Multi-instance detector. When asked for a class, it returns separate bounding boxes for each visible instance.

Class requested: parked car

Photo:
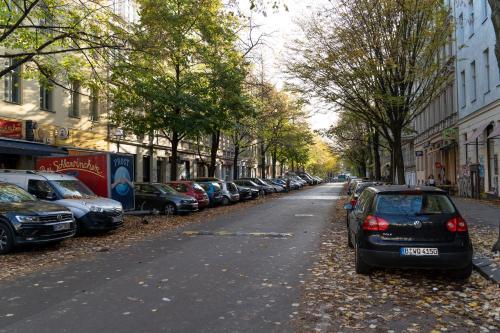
[236,185,259,200]
[238,178,275,194]
[262,179,285,192]
[219,181,240,205]
[297,171,316,185]
[0,170,123,233]
[270,178,291,192]
[344,185,473,279]
[0,182,76,254]
[134,183,198,215]
[167,181,210,209]
[234,179,270,195]
[196,181,223,207]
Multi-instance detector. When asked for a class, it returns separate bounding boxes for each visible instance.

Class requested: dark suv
[0,182,75,254]
[344,186,473,279]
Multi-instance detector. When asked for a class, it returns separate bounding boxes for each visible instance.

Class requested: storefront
[0,118,68,169]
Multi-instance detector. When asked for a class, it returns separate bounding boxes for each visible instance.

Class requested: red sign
[0,119,22,139]
[36,155,109,197]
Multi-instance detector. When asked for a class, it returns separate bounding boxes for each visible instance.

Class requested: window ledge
[40,108,55,113]
[3,100,21,106]
[469,32,475,39]
[482,17,488,24]
[484,90,490,96]
[68,115,81,119]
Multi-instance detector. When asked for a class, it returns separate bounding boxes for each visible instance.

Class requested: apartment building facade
[454,0,500,198]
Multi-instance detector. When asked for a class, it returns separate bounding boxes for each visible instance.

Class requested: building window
[69,80,81,118]
[468,0,475,37]
[460,70,466,107]
[483,48,490,93]
[470,61,477,102]
[458,13,465,46]
[4,58,21,104]
[39,81,52,111]
[90,89,99,121]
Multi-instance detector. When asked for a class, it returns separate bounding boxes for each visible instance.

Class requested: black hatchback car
[134,183,198,215]
[344,186,473,279]
[0,182,76,254]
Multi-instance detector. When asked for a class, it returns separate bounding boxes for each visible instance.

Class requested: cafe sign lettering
[0,119,22,139]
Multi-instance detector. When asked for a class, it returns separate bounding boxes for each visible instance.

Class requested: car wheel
[450,263,473,281]
[354,240,370,274]
[164,203,177,216]
[222,196,230,206]
[0,223,14,254]
[259,189,265,196]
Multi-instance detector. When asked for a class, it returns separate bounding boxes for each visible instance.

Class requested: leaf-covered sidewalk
[296,199,500,333]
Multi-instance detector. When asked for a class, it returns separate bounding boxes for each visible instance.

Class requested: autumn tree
[110,0,240,181]
[0,0,128,87]
[289,0,452,184]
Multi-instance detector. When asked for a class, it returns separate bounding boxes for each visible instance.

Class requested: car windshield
[192,183,204,191]
[376,193,456,215]
[157,184,177,194]
[0,184,36,202]
[50,180,95,199]
[227,182,237,192]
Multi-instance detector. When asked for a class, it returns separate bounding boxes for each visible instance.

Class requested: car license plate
[53,223,70,231]
[112,216,122,223]
[400,247,438,256]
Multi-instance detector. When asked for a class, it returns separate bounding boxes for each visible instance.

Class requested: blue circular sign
[114,166,131,196]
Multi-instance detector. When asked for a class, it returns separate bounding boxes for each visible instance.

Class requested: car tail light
[446,216,468,232]
[350,199,357,207]
[362,215,389,231]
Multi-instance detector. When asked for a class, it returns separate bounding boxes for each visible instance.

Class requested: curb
[472,257,500,284]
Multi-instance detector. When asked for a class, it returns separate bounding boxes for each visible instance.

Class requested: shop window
[4,58,21,104]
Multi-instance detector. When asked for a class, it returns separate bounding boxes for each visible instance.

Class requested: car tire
[355,240,370,274]
[164,203,177,216]
[222,196,230,206]
[0,223,14,254]
[450,263,473,280]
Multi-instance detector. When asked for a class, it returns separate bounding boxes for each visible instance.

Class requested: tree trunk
[260,142,266,178]
[372,131,381,180]
[489,0,500,71]
[271,148,277,178]
[170,131,180,181]
[208,130,220,177]
[391,135,405,185]
[233,144,239,180]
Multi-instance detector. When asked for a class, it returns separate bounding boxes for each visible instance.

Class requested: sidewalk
[452,197,500,283]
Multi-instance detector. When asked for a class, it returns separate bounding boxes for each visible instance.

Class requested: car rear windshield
[375,193,456,215]
[192,183,204,191]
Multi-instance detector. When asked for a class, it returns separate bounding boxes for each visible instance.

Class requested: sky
[238,0,338,131]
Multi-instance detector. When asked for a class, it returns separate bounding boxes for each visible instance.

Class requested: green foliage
[0,0,128,88]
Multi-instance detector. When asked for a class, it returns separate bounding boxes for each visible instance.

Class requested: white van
[0,170,123,232]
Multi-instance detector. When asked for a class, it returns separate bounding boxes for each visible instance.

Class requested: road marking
[294,214,315,217]
[281,195,340,200]
[181,231,293,238]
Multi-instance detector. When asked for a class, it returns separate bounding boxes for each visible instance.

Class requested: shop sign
[36,155,108,196]
[0,119,22,139]
[415,150,424,157]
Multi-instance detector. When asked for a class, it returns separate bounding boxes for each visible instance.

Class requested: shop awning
[0,138,68,156]
[487,123,500,139]
[465,122,491,144]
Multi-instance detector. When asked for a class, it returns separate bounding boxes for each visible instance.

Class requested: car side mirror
[343,203,353,210]
[45,192,57,200]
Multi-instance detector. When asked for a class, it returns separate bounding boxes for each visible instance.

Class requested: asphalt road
[0,183,343,333]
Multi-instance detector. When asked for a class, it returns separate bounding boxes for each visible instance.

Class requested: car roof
[368,185,446,193]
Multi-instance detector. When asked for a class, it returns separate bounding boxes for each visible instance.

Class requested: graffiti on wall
[458,164,471,197]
